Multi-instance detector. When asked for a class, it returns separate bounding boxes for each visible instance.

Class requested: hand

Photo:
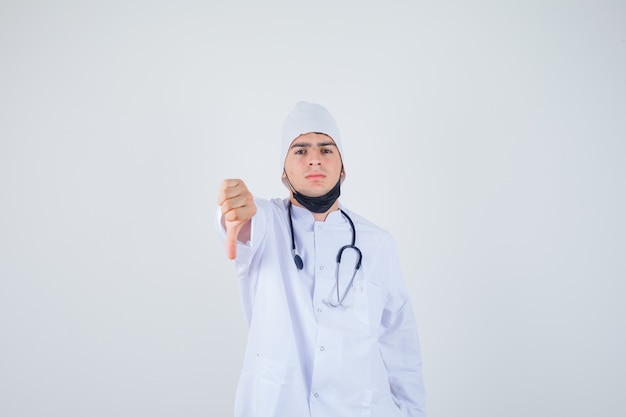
[217,179,257,260]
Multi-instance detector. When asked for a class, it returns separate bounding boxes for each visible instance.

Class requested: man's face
[283,132,344,197]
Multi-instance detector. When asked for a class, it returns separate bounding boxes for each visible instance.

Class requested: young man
[216,102,426,417]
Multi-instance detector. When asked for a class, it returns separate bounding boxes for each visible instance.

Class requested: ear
[281,170,292,190]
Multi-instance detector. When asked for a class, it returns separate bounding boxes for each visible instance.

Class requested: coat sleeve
[378,237,426,417]
[215,198,274,325]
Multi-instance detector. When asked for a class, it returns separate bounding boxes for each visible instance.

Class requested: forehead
[290,132,336,147]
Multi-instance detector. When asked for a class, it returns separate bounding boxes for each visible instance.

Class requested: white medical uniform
[216,197,426,417]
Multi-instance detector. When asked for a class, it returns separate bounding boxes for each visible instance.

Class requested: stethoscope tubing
[288,202,362,307]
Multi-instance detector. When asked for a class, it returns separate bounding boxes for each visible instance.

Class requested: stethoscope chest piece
[293,254,304,270]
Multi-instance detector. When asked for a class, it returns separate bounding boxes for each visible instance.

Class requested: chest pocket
[352,280,384,329]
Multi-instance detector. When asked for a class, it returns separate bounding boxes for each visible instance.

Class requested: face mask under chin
[283,171,342,213]
[291,179,341,213]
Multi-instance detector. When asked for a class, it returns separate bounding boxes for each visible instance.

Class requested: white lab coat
[216,198,426,417]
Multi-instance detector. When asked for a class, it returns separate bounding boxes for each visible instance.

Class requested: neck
[290,195,340,221]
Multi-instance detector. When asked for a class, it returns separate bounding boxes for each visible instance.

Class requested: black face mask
[284,172,342,213]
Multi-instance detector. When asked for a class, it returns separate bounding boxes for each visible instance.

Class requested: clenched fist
[217,179,257,260]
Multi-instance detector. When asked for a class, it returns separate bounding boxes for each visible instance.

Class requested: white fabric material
[280,101,343,168]
[216,198,426,417]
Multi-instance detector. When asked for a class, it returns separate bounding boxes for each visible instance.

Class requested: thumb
[225,220,244,260]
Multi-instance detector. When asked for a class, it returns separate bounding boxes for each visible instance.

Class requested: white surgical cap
[280,101,343,169]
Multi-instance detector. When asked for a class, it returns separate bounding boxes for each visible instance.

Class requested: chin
[301,187,330,197]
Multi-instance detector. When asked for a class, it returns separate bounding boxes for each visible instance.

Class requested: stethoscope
[288,202,362,307]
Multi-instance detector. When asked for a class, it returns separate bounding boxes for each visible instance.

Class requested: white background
[1,1,625,416]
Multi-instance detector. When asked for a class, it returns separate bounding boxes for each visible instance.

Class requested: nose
[307,149,322,166]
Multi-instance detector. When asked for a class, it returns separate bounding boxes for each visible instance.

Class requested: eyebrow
[290,141,337,149]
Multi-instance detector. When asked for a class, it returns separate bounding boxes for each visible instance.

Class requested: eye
[294,149,305,155]
[321,148,333,154]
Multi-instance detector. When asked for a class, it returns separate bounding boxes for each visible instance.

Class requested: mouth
[306,173,326,181]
